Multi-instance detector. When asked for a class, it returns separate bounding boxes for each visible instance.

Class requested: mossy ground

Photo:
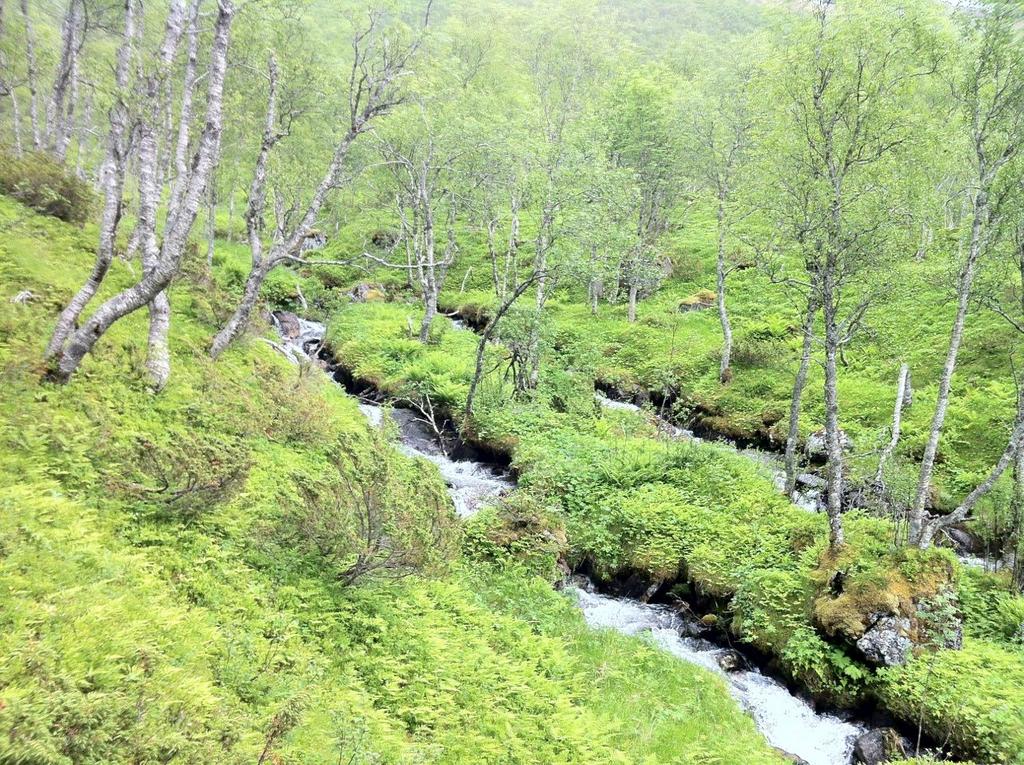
[0,195,786,764]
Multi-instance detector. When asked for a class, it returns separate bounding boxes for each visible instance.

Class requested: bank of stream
[269,314,904,765]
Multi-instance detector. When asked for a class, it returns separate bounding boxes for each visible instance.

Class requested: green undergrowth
[429,200,1022,533]
[0,195,785,764]
[323,296,1024,763]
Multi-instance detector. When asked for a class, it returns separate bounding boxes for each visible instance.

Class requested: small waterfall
[359,402,513,518]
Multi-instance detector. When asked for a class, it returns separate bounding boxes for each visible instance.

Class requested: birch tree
[48,0,237,384]
[690,63,753,382]
[909,4,1024,546]
[210,5,429,358]
[521,10,602,387]
[606,72,679,323]
[762,0,943,549]
[45,0,86,160]
[372,129,461,343]
[45,0,138,361]
[19,0,41,150]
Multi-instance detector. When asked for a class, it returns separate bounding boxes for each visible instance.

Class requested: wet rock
[805,429,852,458]
[774,749,810,765]
[716,649,748,673]
[677,619,706,638]
[299,230,326,253]
[853,727,907,764]
[797,472,827,489]
[349,283,385,303]
[856,613,912,667]
[273,310,301,339]
[943,524,982,554]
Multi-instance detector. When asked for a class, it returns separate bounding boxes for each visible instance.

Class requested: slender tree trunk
[419,287,438,343]
[875,363,911,491]
[1010,445,1024,592]
[210,262,269,358]
[627,284,638,323]
[822,271,846,549]
[212,48,387,359]
[227,183,236,243]
[46,0,83,158]
[136,118,170,387]
[74,87,92,178]
[910,195,987,544]
[206,183,216,268]
[138,1,187,390]
[919,411,1024,547]
[716,195,732,382]
[19,0,41,151]
[465,274,539,419]
[9,90,22,156]
[785,296,817,499]
[45,0,137,360]
[52,0,234,384]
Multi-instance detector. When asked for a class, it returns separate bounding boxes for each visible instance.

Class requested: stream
[274,313,872,765]
[595,392,824,513]
[572,583,864,765]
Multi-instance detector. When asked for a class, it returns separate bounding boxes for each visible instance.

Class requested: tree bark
[46,0,84,159]
[210,262,269,358]
[52,0,235,384]
[822,268,846,549]
[874,363,910,491]
[716,194,732,382]
[465,274,540,420]
[19,0,41,151]
[919,412,1024,548]
[910,194,987,544]
[206,182,216,268]
[627,284,638,323]
[45,0,137,360]
[1011,445,1024,592]
[9,90,22,156]
[785,296,817,499]
[210,54,280,359]
[138,0,188,390]
[419,288,438,343]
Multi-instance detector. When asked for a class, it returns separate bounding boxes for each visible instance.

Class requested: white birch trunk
[19,0,41,151]
[874,363,910,490]
[716,195,732,382]
[785,297,817,499]
[53,1,235,383]
[910,193,987,543]
[45,0,137,359]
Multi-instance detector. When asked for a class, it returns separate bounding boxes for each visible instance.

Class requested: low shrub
[0,151,92,224]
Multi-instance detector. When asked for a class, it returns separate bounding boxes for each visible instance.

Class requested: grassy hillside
[0,195,786,764]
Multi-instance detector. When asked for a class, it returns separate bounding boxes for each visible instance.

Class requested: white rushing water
[572,586,864,765]
[358,401,513,518]
[271,315,513,518]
